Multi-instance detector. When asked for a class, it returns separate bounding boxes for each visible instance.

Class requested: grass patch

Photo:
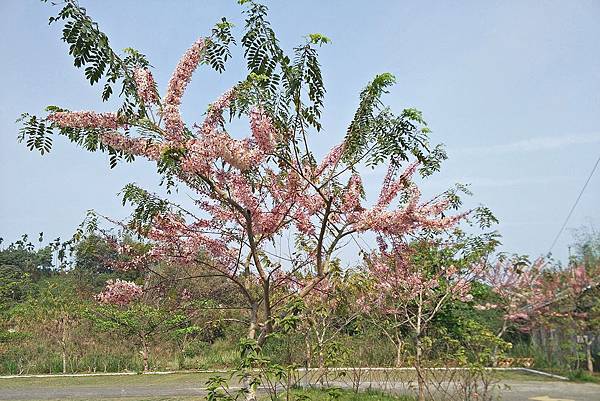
[491,370,554,382]
[283,388,416,401]
[36,398,199,401]
[566,370,600,383]
[37,392,415,401]
[0,372,226,390]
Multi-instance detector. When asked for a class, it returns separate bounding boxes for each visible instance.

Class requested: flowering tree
[90,279,194,372]
[571,271,600,373]
[480,255,596,371]
[536,263,597,373]
[568,231,600,373]
[477,256,550,339]
[19,1,473,398]
[479,256,594,334]
[361,222,498,401]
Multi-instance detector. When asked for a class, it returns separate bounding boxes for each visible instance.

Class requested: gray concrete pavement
[0,377,598,400]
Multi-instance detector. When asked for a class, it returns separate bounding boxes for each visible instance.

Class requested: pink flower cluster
[570,265,589,294]
[161,38,206,142]
[361,238,480,317]
[100,132,164,160]
[95,279,143,306]
[145,213,238,274]
[482,257,548,322]
[133,67,159,105]
[226,171,304,235]
[377,162,419,208]
[506,312,530,321]
[352,166,462,235]
[202,88,236,133]
[341,174,363,213]
[180,90,279,174]
[293,193,325,235]
[249,107,277,154]
[48,111,120,129]
[314,143,345,178]
[182,135,264,173]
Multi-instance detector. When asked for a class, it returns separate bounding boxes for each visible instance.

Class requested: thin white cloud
[427,175,575,189]
[452,132,600,156]
[464,176,574,188]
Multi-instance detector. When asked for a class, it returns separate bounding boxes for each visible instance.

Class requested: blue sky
[1,0,598,264]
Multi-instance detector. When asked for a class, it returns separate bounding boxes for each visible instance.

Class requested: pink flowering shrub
[95,279,143,306]
[481,256,593,337]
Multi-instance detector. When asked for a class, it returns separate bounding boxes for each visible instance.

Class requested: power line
[548,153,600,254]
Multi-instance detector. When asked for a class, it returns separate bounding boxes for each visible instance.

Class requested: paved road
[501,380,600,400]
[1,378,599,400]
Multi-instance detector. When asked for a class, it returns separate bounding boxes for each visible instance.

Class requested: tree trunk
[415,299,426,401]
[141,338,149,373]
[305,337,312,368]
[492,321,508,367]
[395,340,403,367]
[60,316,68,374]
[415,336,426,401]
[547,329,554,365]
[62,349,67,374]
[243,305,259,401]
[318,344,325,370]
[585,335,594,374]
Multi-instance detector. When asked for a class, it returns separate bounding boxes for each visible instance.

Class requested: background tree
[10,276,84,374]
[294,269,362,371]
[89,278,195,372]
[570,225,600,270]
[0,234,55,283]
[569,229,600,373]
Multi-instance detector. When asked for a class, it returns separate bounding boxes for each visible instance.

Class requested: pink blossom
[377,161,419,209]
[217,137,263,171]
[314,143,345,177]
[100,132,164,160]
[353,174,464,235]
[162,38,206,142]
[341,174,363,213]
[507,312,530,321]
[144,212,240,274]
[571,265,590,294]
[201,88,236,134]
[133,67,159,104]
[48,111,121,129]
[183,131,265,173]
[95,279,143,306]
[293,209,315,235]
[249,107,277,154]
